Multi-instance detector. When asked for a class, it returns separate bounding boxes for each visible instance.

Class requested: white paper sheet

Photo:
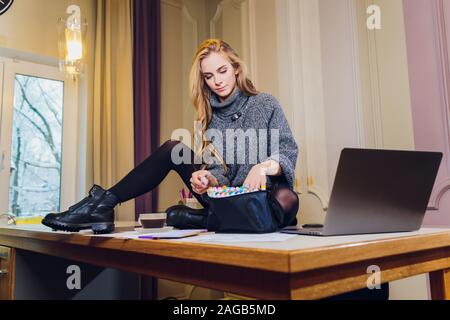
[170,232,299,243]
[122,229,208,239]
[83,229,298,242]
[84,229,208,239]
[80,226,175,237]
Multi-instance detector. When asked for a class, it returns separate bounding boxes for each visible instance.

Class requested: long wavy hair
[189,39,258,172]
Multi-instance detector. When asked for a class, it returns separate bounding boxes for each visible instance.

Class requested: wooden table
[0,224,450,300]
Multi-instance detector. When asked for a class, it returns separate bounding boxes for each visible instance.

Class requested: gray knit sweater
[204,88,298,190]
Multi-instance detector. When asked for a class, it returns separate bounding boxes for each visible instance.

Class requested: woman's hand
[190,170,219,195]
[243,164,267,190]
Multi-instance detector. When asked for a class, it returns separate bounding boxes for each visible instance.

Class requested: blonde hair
[189,39,258,172]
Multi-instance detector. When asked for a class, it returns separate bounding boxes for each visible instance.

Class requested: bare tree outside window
[8,75,64,217]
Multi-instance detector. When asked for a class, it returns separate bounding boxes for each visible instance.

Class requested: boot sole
[42,219,115,234]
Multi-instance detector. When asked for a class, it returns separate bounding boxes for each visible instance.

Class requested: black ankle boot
[42,185,120,234]
[165,205,208,229]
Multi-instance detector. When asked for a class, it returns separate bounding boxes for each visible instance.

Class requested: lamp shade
[57,5,87,79]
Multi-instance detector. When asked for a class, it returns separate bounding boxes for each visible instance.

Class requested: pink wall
[404,0,450,227]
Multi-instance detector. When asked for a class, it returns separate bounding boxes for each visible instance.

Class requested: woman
[42,39,299,234]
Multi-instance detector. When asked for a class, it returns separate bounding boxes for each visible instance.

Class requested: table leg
[429,269,450,300]
[139,275,157,300]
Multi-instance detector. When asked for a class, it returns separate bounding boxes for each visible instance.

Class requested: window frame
[0,56,79,217]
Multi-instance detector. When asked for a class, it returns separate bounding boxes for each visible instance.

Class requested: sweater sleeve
[263,96,299,190]
[207,162,230,187]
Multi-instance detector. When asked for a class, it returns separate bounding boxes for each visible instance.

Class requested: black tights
[108,140,298,227]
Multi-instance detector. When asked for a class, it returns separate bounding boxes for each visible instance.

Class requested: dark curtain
[132,0,161,218]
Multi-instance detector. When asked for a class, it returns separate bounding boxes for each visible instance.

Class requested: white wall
[355,0,426,299]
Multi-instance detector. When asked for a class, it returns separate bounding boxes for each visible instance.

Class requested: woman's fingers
[243,177,266,190]
[192,187,207,195]
[200,176,209,187]
[192,170,211,189]
[192,170,208,186]
[192,175,201,187]
[191,181,208,195]
[199,171,211,187]
[192,175,204,189]
[191,184,202,195]
[258,177,266,190]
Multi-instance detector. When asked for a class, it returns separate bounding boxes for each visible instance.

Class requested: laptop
[281,148,442,236]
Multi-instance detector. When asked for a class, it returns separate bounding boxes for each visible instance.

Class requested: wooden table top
[1,224,450,274]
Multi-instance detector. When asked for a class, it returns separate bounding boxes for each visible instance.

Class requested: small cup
[138,213,167,229]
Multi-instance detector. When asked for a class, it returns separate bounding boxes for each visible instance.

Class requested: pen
[138,234,199,240]
[138,235,155,239]
[188,191,192,198]
[181,188,186,200]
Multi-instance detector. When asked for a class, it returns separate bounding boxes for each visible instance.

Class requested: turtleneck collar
[209,87,248,117]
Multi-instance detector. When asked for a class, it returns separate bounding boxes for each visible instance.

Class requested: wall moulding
[275,0,330,210]
[427,0,450,210]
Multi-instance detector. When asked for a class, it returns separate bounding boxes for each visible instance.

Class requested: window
[0,56,78,219]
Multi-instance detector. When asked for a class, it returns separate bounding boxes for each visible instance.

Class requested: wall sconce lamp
[57,5,87,80]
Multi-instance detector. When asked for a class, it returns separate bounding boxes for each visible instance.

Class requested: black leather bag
[205,190,285,233]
